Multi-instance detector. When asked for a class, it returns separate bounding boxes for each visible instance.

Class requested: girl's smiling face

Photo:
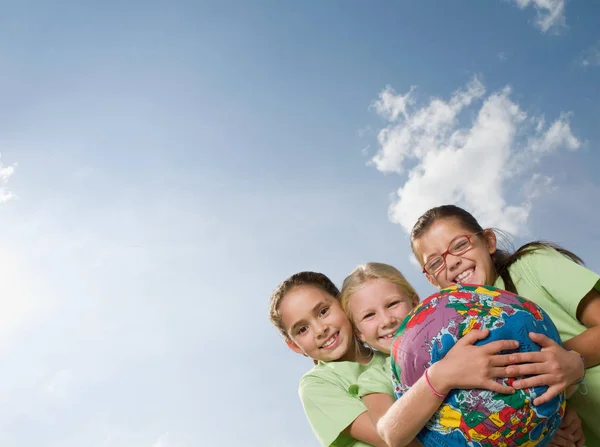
[279,286,356,363]
[348,278,419,354]
[413,218,498,289]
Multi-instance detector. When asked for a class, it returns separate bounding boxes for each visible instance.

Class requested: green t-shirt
[350,355,394,398]
[494,247,600,445]
[299,351,388,447]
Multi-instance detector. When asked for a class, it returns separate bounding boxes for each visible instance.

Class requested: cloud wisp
[0,155,16,204]
[581,40,600,67]
[510,0,566,33]
[369,76,580,235]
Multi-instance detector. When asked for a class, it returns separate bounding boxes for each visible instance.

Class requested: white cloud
[372,86,416,122]
[581,41,600,67]
[0,155,16,203]
[371,77,486,174]
[511,0,566,33]
[528,114,580,153]
[498,52,509,62]
[369,76,580,235]
[524,173,555,200]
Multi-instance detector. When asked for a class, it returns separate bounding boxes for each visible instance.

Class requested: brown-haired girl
[269,271,397,447]
[405,204,598,445]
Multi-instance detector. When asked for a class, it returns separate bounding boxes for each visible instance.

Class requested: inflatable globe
[390,284,565,447]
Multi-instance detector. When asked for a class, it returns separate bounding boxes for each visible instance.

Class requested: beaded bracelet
[424,368,447,399]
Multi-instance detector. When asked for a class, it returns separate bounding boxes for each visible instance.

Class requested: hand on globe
[549,406,585,447]
[428,328,519,395]
[391,285,566,447]
[503,333,585,405]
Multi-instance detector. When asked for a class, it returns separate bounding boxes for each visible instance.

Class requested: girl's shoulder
[508,245,569,273]
[300,351,387,388]
[299,359,355,387]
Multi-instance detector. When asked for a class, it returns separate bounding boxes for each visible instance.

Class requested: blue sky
[0,1,599,446]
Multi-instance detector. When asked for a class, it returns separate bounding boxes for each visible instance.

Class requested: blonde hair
[340,262,417,322]
[269,271,340,339]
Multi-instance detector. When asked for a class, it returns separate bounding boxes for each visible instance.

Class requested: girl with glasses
[380,204,598,446]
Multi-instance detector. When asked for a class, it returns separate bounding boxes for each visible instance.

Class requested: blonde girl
[340,262,521,446]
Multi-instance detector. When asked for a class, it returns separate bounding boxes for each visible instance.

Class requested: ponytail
[492,241,584,294]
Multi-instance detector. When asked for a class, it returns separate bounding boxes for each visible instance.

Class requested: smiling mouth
[454,267,475,283]
[320,332,340,349]
[379,333,395,341]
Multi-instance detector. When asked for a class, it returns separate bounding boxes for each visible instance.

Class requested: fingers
[490,366,511,378]
[561,421,579,437]
[458,329,490,345]
[489,353,516,367]
[483,379,515,395]
[549,430,575,447]
[506,362,554,378]
[564,423,580,436]
[532,384,564,406]
[481,339,519,355]
[513,370,567,390]
[576,435,585,447]
[505,351,547,365]
[529,332,559,348]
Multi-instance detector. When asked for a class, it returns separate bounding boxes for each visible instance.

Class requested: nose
[380,310,396,329]
[315,321,329,338]
[445,253,462,271]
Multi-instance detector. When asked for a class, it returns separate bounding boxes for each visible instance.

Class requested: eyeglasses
[422,233,481,275]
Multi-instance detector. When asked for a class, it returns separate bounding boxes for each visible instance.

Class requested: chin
[469,274,486,285]
[375,342,392,354]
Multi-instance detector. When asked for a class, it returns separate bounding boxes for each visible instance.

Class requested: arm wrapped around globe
[390,284,565,447]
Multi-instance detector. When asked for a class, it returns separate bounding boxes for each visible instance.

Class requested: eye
[388,300,401,308]
[452,238,470,252]
[427,257,444,271]
[362,312,375,321]
[296,326,308,336]
[319,306,330,317]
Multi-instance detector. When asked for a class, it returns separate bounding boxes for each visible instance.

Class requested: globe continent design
[390,284,566,447]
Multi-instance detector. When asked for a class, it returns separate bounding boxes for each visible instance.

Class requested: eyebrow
[358,295,410,316]
[426,234,469,258]
[358,308,374,320]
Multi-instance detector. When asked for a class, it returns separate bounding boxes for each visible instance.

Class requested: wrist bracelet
[570,350,588,395]
[424,368,447,399]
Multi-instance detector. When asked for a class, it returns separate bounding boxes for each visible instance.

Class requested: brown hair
[410,204,584,293]
[340,262,418,322]
[269,271,340,339]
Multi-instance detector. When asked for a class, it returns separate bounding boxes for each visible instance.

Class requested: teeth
[380,334,394,339]
[456,268,474,283]
[321,333,337,348]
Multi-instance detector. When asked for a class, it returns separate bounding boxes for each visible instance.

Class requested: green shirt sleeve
[526,248,600,319]
[299,373,367,447]
[350,356,394,398]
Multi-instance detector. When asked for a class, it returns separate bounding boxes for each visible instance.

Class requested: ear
[285,338,304,355]
[482,229,497,255]
[425,272,440,288]
[411,293,420,308]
